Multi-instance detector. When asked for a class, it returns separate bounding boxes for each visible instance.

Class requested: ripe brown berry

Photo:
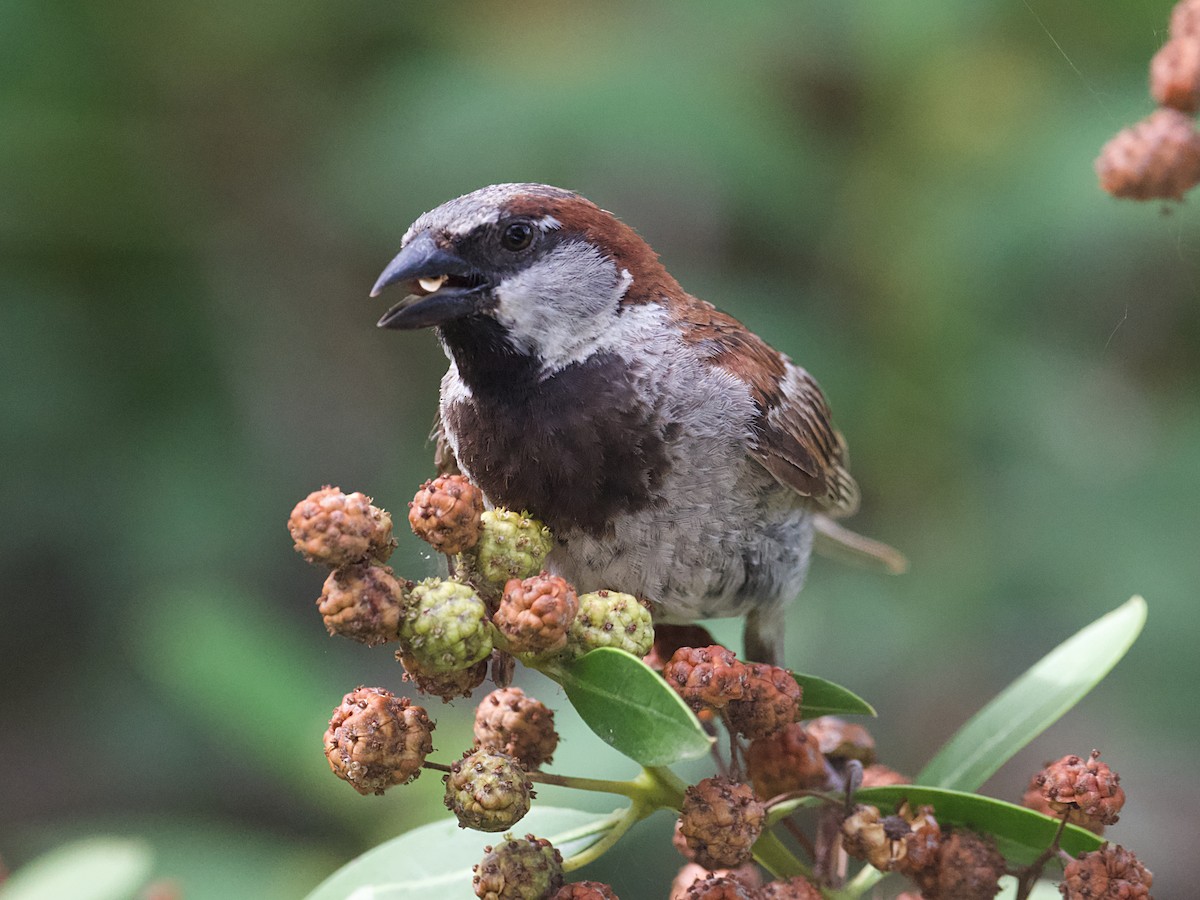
[289,486,395,567]
[444,747,533,832]
[316,563,405,646]
[474,687,559,769]
[323,687,434,795]
[891,803,943,879]
[861,764,910,787]
[677,777,765,870]
[494,573,579,655]
[841,804,894,871]
[551,882,619,900]
[758,876,823,900]
[745,722,829,799]
[1021,766,1106,834]
[1096,108,1200,200]
[911,829,1005,900]
[1151,36,1200,113]
[725,662,801,739]
[398,651,488,702]
[678,872,759,900]
[1059,843,1152,899]
[644,624,718,672]
[669,864,761,900]
[1172,0,1200,38]
[1036,750,1125,826]
[805,717,876,765]
[409,474,484,555]
[473,834,564,900]
[663,646,749,712]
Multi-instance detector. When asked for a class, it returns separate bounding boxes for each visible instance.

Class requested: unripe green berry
[473,834,564,900]
[445,748,533,832]
[399,578,492,673]
[566,590,653,659]
[462,510,553,595]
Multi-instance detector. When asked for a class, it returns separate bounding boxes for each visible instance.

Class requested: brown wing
[753,366,859,517]
[674,296,859,517]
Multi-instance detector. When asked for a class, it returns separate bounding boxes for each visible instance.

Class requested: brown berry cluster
[292,476,664,834]
[1097,0,1200,200]
[289,486,405,646]
[832,749,1150,898]
[294,478,1153,900]
[662,645,801,740]
[842,803,1004,900]
[291,478,656,709]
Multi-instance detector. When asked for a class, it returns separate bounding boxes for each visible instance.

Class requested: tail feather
[812,514,908,575]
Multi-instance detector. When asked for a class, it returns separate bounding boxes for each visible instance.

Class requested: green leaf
[555,648,713,767]
[303,806,620,900]
[793,672,876,718]
[918,596,1147,791]
[856,785,1104,865]
[0,838,153,900]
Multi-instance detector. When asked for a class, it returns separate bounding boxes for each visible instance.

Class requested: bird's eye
[500,221,534,252]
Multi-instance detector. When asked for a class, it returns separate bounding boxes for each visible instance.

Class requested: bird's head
[370,183,682,382]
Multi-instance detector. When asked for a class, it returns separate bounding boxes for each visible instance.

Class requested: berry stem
[560,803,643,873]
[833,862,881,898]
[548,767,687,870]
[526,771,650,799]
[525,764,688,810]
[751,827,813,881]
[1012,813,1070,900]
[763,790,840,824]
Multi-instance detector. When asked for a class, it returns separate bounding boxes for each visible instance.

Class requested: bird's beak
[370,232,488,330]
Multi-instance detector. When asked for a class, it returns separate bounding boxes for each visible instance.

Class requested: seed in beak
[418,275,448,293]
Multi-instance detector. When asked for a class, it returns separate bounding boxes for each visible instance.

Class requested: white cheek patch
[492,244,651,374]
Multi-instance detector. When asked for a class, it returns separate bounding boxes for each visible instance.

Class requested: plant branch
[1013,814,1070,900]
[752,827,812,881]
[526,771,654,800]
[561,803,643,872]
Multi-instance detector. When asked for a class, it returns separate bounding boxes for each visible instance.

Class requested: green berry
[398,578,492,673]
[445,748,532,832]
[462,510,553,595]
[473,834,564,900]
[565,590,653,659]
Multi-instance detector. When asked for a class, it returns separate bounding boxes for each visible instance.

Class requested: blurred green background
[2,1,1197,897]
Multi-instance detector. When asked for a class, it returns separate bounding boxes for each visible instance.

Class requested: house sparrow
[371,183,901,664]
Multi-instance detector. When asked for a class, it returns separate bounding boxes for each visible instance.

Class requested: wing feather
[673,296,858,516]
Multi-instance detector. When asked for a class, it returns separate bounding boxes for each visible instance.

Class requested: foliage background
[2,1,1196,896]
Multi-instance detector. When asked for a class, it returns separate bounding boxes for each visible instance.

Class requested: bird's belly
[546,465,815,623]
